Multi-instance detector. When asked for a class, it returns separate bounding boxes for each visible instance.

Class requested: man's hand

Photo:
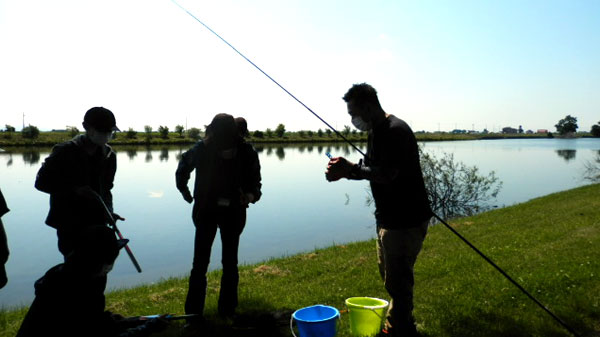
[112,213,125,222]
[240,192,254,207]
[325,157,354,182]
[182,190,193,204]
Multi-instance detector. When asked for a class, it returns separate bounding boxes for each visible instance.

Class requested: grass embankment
[0,130,584,147]
[1,184,599,337]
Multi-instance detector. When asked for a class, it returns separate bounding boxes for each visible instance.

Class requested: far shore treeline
[0,123,597,147]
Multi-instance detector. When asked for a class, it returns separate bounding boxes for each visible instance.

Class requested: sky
[0,0,598,133]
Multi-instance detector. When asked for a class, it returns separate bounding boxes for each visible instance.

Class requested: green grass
[1,184,599,336]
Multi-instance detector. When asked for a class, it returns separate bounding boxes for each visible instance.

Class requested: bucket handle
[290,315,298,337]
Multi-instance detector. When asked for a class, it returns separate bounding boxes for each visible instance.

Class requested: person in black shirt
[0,188,9,289]
[35,107,123,304]
[176,113,262,322]
[326,83,432,337]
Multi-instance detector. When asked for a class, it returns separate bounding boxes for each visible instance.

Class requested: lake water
[1,138,599,307]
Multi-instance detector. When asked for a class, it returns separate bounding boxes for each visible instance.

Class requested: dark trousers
[56,228,108,300]
[185,206,246,317]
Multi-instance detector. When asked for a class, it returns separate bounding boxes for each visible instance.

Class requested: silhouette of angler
[0,188,9,289]
[16,226,167,337]
[176,113,262,322]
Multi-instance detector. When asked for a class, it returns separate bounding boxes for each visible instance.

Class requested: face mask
[88,129,112,146]
[351,116,372,131]
[219,148,237,159]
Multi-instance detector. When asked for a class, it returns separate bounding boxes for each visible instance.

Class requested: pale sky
[0,0,598,133]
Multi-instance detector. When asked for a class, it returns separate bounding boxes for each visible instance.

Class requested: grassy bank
[1,184,599,336]
[0,130,589,147]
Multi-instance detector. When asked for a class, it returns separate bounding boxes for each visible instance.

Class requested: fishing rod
[170,0,366,158]
[170,2,580,336]
[96,194,143,273]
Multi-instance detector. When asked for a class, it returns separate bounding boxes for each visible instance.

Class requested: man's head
[65,225,127,277]
[205,113,237,151]
[235,117,249,138]
[343,83,383,131]
[82,107,119,146]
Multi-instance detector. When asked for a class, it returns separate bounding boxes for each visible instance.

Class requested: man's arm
[241,146,262,204]
[175,146,198,203]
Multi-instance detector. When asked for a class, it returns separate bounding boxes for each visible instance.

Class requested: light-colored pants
[376,220,429,332]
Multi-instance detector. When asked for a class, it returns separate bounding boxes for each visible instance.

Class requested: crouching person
[16,226,167,337]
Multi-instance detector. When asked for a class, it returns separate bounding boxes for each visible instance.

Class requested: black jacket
[35,135,116,231]
[176,140,262,220]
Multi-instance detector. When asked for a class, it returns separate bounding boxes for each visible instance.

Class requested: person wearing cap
[0,188,9,289]
[36,106,122,257]
[16,226,167,337]
[35,107,123,304]
[176,113,262,323]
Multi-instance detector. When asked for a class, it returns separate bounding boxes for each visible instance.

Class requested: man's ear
[82,121,89,131]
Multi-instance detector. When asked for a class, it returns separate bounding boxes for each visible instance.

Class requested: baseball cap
[83,107,120,132]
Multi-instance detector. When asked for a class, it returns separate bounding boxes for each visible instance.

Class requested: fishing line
[171,1,581,335]
[170,0,366,158]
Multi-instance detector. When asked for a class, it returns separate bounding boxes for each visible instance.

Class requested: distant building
[502,127,518,134]
[537,129,549,134]
[526,130,534,134]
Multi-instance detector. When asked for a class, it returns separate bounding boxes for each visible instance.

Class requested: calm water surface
[0,138,599,307]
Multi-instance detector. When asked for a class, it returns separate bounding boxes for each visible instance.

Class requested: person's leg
[217,207,246,316]
[378,221,428,336]
[185,213,218,318]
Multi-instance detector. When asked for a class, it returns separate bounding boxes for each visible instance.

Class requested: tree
[591,122,600,137]
[158,125,169,139]
[518,125,523,134]
[126,128,137,139]
[253,130,264,138]
[66,126,79,137]
[325,129,332,137]
[342,125,351,136]
[317,129,324,137]
[419,150,502,220]
[187,127,201,140]
[275,124,286,138]
[298,130,306,138]
[144,125,153,141]
[22,125,40,139]
[5,125,15,133]
[265,128,273,138]
[555,115,578,135]
[175,125,185,138]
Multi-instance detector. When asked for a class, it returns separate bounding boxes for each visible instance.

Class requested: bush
[21,125,40,139]
[253,130,264,138]
[187,127,201,140]
[126,128,137,139]
[275,124,286,138]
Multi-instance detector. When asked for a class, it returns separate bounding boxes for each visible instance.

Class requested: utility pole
[22,112,25,130]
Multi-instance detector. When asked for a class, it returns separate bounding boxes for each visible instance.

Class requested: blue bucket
[290,304,340,337]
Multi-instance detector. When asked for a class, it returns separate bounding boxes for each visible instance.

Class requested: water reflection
[556,149,576,161]
[584,150,600,182]
[22,150,41,165]
[275,146,285,160]
[159,148,169,162]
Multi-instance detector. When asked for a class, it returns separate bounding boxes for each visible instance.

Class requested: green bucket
[345,297,389,337]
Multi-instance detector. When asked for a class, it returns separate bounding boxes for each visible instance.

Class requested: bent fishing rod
[171,2,580,335]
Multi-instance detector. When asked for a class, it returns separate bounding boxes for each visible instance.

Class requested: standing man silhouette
[326,83,432,337]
